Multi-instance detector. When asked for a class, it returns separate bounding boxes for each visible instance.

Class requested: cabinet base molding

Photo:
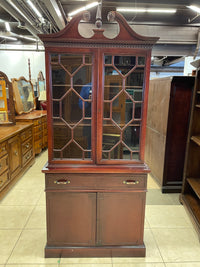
[45,244,146,258]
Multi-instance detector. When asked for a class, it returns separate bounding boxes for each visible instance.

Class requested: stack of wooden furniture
[0,72,47,199]
[145,76,195,193]
[181,65,200,238]
[39,11,158,257]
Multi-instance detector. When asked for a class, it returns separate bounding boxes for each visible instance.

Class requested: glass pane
[114,56,136,75]
[138,57,145,65]
[0,100,5,108]
[52,53,93,160]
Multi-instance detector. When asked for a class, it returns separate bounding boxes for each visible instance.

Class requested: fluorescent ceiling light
[0,35,17,41]
[5,22,11,31]
[19,35,37,41]
[27,0,43,18]
[147,9,176,13]
[68,1,99,17]
[117,8,146,13]
[188,5,200,14]
[117,7,176,14]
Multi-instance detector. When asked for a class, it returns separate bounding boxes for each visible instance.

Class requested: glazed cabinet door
[46,192,96,246]
[97,192,146,246]
[50,52,96,163]
[98,53,148,164]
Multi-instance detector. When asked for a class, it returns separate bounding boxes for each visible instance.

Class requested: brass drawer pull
[123,180,139,185]
[25,143,30,149]
[54,179,71,185]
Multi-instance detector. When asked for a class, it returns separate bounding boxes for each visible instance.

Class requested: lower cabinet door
[97,192,146,246]
[46,192,96,246]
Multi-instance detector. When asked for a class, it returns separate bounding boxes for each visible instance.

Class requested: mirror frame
[37,71,46,101]
[12,76,36,115]
[0,71,16,126]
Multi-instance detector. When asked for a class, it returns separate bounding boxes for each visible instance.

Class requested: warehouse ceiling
[0,0,200,69]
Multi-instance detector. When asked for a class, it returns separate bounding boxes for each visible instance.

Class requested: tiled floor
[0,150,200,267]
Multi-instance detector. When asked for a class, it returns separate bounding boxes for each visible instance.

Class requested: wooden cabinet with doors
[180,65,200,239]
[39,11,158,257]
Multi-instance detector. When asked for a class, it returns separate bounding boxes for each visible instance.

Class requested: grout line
[149,227,166,264]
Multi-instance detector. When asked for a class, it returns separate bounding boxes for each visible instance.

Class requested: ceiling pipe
[1,0,42,38]
[43,0,65,30]
[35,0,59,32]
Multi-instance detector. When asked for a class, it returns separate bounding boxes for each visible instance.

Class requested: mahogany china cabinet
[39,11,158,258]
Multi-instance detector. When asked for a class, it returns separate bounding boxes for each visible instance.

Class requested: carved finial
[95,2,102,28]
[107,11,115,22]
[83,11,90,22]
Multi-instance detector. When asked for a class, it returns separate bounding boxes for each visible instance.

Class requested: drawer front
[34,131,43,141]
[42,116,47,123]
[0,141,7,158]
[0,171,9,190]
[22,149,33,166]
[34,125,43,135]
[22,137,33,155]
[34,139,43,154]
[33,118,42,126]
[46,173,147,190]
[20,128,32,142]
[0,154,9,175]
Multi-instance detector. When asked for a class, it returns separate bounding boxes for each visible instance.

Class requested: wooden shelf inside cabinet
[191,136,200,146]
[187,178,200,199]
[181,66,200,240]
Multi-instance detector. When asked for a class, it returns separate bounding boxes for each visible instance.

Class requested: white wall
[0,50,45,81]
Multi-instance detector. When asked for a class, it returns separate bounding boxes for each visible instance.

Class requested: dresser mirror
[0,71,15,125]
[38,71,46,101]
[12,76,36,114]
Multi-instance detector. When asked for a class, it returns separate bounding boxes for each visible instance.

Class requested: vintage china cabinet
[39,11,158,258]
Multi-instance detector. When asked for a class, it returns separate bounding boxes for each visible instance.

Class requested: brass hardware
[54,180,71,185]
[123,180,139,185]
[14,151,18,156]
[25,143,30,148]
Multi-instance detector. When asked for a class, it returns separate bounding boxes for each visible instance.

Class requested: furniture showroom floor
[0,150,200,267]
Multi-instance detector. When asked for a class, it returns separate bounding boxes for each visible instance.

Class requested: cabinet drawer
[22,137,32,155]
[33,118,42,126]
[46,173,147,190]
[34,139,43,154]
[34,131,43,141]
[22,149,33,166]
[0,154,9,175]
[20,128,32,142]
[0,141,7,157]
[34,125,43,134]
[42,116,47,123]
[0,170,9,190]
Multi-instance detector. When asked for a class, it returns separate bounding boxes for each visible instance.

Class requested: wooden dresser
[15,110,47,155]
[0,123,35,199]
